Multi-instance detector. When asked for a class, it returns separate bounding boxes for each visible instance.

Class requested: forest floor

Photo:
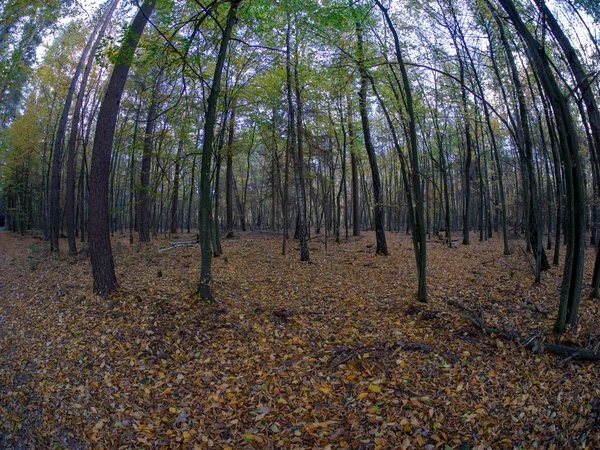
[1,230,600,449]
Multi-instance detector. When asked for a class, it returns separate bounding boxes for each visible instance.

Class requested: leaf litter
[1,231,600,449]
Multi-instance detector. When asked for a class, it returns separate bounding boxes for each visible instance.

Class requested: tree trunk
[540,1,600,296]
[213,151,223,256]
[66,0,120,255]
[496,0,585,333]
[139,73,161,242]
[375,0,425,299]
[88,0,155,295]
[347,94,361,237]
[456,46,472,246]
[197,0,241,301]
[50,9,104,252]
[356,19,388,256]
[286,12,309,261]
[171,136,184,234]
[226,104,236,238]
[129,98,142,244]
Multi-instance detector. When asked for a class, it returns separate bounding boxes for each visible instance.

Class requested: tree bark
[66,0,120,255]
[347,94,361,237]
[50,10,101,252]
[286,12,309,261]
[356,19,388,256]
[171,136,184,234]
[197,0,241,301]
[226,104,236,238]
[375,0,425,299]
[88,0,156,295]
[496,0,585,334]
[539,1,600,296]
[129,97,142,244]
[493,9,547,281]
[139,72,161,242]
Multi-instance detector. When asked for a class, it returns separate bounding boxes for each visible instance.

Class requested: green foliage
[0,0,69,124]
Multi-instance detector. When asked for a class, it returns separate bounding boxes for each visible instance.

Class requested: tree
[138,70,162,243]
[487,2,549,278]
[536,0,600,296]
[286,11,309,261]
[66,0,121,254]
[374,0,427,300]
[0,0,66,126]
[49,21,93,252]
[347,94,361,237]
[197,0,242,302]
[88,0,157,295]
[355,15,388,256]
[225,103,236,238]
[495,0,586,334]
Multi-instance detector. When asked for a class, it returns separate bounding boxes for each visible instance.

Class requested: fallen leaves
[0,231,600,448]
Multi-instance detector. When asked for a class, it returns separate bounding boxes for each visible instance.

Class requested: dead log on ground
[447,300,600,361]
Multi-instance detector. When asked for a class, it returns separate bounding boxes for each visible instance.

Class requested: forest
[1,0,600,447]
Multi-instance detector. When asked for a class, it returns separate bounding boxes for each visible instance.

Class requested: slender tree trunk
[188,126,202,234]
[356,19,388,256]
[376,0,425,299]
[495,0,585,333]
[139,73,161,242]
[51,9,103,252]
[66,0,120,255]
[171,136,184,234]
[78,147,86,242]
[458,55,472,246]
[479,19,510,253]
[493,10,546,280]
[213,151,223,256]
[129,98,142,244]
[226,104,236,238]
[286,13,309,261]
[197,0,241,301]
[438,128,452,247]
[347,94,361,237]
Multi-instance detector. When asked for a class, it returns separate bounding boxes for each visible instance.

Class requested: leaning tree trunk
[88,0,156,295]
[539,1,600,296]
[495,0,585,334]
[375,0,425,300]
[491,7,548,281]
[50,6,106,252]
[66,0,120,255]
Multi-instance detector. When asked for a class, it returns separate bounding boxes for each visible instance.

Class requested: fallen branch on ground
[158,241,198,252]
[258,245,274,259]
[331,340,434,367]
[448,300,600,361]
